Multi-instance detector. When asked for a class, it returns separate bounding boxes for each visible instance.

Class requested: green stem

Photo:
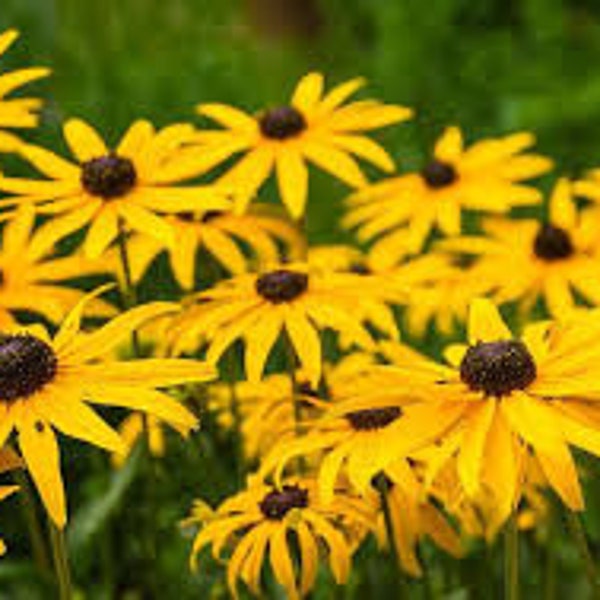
[565,510,600,599]
[48,520,73,600]
[544,504,557,600]
[13,469,50,575]
[504,513,519,600]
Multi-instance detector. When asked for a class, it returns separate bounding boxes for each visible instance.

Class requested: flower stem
[116,220,141,355]
[48,519,73,600]
[13,469,50,575]
[504,512,519,600]
[224,347,244,485]
[565,510,600,599]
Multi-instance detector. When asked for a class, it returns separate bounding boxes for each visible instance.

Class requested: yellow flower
[194,72,412,218]
[343,126,552,266]
[440,179,600,318]
[353,299,600,531]
[0,447,21,557]
[0,118,230,257]
[371,464,462,577]
[121,205,302,290]
[208,353,377,461]
[111,414,165,468]
[0,204,114,323]
[187,477,372,599]
[169,263,393,385]
[0,30,49,145]
[0,288,215,526]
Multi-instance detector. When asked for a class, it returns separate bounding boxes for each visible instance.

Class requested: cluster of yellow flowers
[3,28,600,598]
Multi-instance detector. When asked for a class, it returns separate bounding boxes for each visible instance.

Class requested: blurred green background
[1,1,600,598]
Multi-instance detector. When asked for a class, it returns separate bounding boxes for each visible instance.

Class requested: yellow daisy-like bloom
[0,204,113,323]
[209,353,377,461]
[122,205,302,290]
[440,179,600,318]
[169,263,394,385]
[194,72,412,218]
[370,464,462,577]
[0,30,49,146]
[350,299,600,532]
[187,477,373,599]
[0,118,230,257]
[343,126,552,267]
[0,289,214,527]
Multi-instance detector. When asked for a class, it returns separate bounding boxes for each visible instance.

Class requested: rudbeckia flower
[121,205,302,290]
[169,263,395,385]
[187,477,372,599]
[440,179,600,318]
[0,204,113,323]
[0,289,215,526]
[0,119,230,257]
[347,299,600,531]
[0,30,49,146]
[193,72,412,218]
[343,126,552,266]
[370,464,462,577]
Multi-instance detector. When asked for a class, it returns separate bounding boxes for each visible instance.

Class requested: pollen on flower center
[533,223,574,261]
[259,485,309,520]
[255,269,309,303]
[259,106,307,140]
[421,160,458,189]
[81,153,137,199]
[0,334,57,401]
[459,340,536,397]
[346,406,402,431]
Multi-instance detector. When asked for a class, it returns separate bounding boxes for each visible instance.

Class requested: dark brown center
[259,485,309,520]
[421,160,458,189]
[255,269,309,303]
[81,153,137,199]
[346,406,402,431]
[533,224,574,261]
[460,340,536,397]
[0,334,57,401]
[259,106,307,140]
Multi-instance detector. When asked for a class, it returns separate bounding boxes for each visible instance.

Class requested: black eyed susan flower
[370,464,462,577]
[169,263,396,386]
[208,354,377,461]
[0,204,114,323]
[187,477,373,599]
[343,126,552,267]
[0,119,230,257]
[0,30,49,146]
[193,72,412,218]
[440,179,600,318]
[350,298,600,531]
[0,288,215,526]
[121,204,302,290]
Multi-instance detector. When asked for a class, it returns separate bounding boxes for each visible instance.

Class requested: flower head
[187,477,372,599]
[121,205,303,290]
[169,263,395,385]
[193,72,412,218]
[353,299,600,532]
[0,204,114,323]
[0,119,230,257]
[440,179,600,318]
[343,127,552,266]
[0,288,215,526]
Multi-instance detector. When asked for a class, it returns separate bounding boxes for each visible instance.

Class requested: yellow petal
[468,298,512,344]
[18,419,66,527]
[64,119,108,162]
